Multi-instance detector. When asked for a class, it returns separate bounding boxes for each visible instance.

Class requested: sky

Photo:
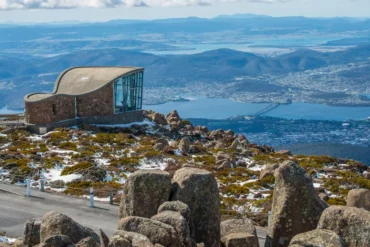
[0,0,369,23]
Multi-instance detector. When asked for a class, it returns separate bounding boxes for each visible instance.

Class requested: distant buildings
[24,66,144,134]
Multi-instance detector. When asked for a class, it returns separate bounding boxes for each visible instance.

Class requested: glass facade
[114,71,143,114]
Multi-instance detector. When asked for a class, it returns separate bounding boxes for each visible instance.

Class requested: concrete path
[0,183,267,245]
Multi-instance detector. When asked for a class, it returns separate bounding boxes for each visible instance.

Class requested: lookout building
[24,66,144,134]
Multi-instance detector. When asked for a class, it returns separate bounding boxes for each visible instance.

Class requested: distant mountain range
[0,44,369,109]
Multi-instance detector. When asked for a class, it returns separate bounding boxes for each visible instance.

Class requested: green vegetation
[58,142,77,151]
[327,197,346,206]
[61,161,93,176]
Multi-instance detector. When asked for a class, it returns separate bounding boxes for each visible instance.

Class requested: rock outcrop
[23,218,41,246]
[110,230,154,247]
[119,170,172,219]
[118,216,181,247]
[265,161,327,247]
[171,168,220,247]
[220,219,259,247]
[288,229,347,247]
[39,212,99,244]
[317,205,370,247]
[347,188,370,211]
[152,211,195,247]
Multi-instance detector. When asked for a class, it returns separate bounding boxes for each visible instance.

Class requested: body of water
[0,106,22,114]
[144,98,370,121]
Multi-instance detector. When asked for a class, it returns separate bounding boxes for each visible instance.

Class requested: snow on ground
[95,158,110,166]
[92,119,154,128]
[82,195,111,202]
[42,168,82,182]
[0,133,7,137]
[313,183,321,188]
[27,135,43,141]
[248,164,266,172]
[48,149,78,155]
[137,158,170,170]
[0,236,16,243]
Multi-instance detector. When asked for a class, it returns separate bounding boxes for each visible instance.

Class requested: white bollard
[90,187,94,208]
[26,179,31,197]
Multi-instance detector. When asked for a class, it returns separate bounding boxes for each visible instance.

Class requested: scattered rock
[119,170,171,219]
[266,161,327,247]
[81,166,106,182]
[317,205,370,247]
[347,188,370,211]
[99,229,110,247]
[276,150,291,156]
[288,229,347,247]
[179,138,191,154]
[318,192,329,202]
[108,235,131,247]
[118,216,181,247]
[112,230,154,247]
[221,233,258,247]
[259,164,279,179]
[220,218,257,239]
[153,143,166,151]
[157,201,193,233]
[23,218,41,246]
[153,113,168,125]
[40,235,73,247]
[152,211,195,247]
[171,168,220,247]
[49,180,65,189]
[39,211,99,244]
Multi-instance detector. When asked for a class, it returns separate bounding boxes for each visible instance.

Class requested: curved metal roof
[25,66,143,103]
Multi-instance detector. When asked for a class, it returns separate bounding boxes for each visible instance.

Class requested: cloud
[0,0,290,9]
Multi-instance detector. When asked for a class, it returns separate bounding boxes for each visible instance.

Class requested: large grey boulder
[119,170,172,219]
[259,164,279,179]
[76,237,99,247]
[152,211,195,247]
[112,231,153,247]
[118,216,181,247]
[23,218,41,246]
[221,233,258,247]
[171,168,220,247]
[39,212,99,244]
[317,205,370,247]
[288,229,347,247]
[265,161,327,247]
[347,188,370,211]
[179,138,191,154]
[38,235,73,247]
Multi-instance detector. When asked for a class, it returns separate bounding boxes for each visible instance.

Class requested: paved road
[0,183,266,245]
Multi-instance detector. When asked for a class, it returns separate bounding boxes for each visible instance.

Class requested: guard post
[90,187,94,208]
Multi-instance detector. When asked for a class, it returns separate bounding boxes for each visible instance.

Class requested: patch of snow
[313,183,321,188]
[0,236,16,243]
[95,158,110,166]
[42,168,82,183]
[82,195,111,202]
[48,149,78,154]
[248,164,266,172]
[27,135,43,141]
[92,119,154,128]
[239,179,259,186]
[138,158,168,170]
[0,133,7,137]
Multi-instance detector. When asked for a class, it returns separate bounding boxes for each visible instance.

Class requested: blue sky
[0,0,369,23]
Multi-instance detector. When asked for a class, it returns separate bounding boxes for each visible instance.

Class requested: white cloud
[0,0,290,9]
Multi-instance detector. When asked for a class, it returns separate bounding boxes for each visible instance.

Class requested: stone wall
[76,84,114,118]
[25,84,114,125]
[25,95,75,125]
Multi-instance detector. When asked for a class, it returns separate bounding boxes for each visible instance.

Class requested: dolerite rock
[152,211,195,247]
[39,212,100,244]
[259,164,279,179]
[157,201,193,237]
[112,230,153,247]
[317,205,370,247]
[171,168,220,247]
[81,166,106,182]
[108,236,131,247]
[39,235,73,247]
[76,237,99,247]
[288,229,347,247]
[229,139,239,149]
[153,113,168,125]
[118,216,180,247]
[23,218,41,246]
[265,161,327,247]
[119,170,171,219]
[220,219,258,247]
[221,233,258,247]
[100,229,110,247]
[347,188,370,211]
[179,137,191,154]
[220,218,257,239]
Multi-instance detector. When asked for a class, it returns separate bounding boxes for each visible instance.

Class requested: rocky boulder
[288,229,347,247]
[317,205,370,247]
[111,230,154,247]
[171,168,220,247]
[81,166,106,182]
[39,212,99,244]
[119,170,172,219]
[152,211,195,247]
[221,233,258,247]
[347,188,370,211]
[259,164,279,179]
[220,218,257,239]
[157,201,193,235]
[265,161,327,247]
[23,218,41,246]
[153,113,168,125]
[178,138,191,154]
[76,237,99,247]
[118,216,180,247]
[39,235,73,247]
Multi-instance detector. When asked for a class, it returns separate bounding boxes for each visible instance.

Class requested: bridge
[254,103,280,116]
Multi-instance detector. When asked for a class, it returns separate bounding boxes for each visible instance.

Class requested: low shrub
[61,161,93,176]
